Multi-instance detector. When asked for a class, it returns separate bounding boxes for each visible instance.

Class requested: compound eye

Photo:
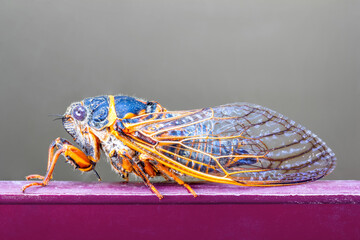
[72,105,87,121]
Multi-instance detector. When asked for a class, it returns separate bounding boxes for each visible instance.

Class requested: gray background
[0,0,359,182]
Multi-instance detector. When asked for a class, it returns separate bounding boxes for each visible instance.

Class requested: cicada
[23,95,336,199]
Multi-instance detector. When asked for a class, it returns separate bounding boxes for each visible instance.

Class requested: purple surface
[1,180,360,204]
[1,181,360,240]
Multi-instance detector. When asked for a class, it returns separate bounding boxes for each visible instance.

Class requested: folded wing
[125,103,336,185]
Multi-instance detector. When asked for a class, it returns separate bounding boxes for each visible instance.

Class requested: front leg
[22,137,97,192]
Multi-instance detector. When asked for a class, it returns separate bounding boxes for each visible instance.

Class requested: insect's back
[131,103,336,185]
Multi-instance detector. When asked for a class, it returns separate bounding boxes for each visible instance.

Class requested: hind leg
[154,163,197,197]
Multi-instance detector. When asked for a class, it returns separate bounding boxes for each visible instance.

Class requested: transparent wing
[123,103,336,185]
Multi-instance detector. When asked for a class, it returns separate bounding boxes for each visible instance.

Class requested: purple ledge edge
[1,180,360,204]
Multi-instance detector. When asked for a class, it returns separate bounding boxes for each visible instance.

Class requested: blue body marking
[114,96,147,119]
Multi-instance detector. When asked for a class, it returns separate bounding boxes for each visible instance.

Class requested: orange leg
[110,161,130,182]
[138,154,170,181]
[25,141,58,181]
[22,147,64,192]
[127,157,163,199]
[22,137,96,192]
[155,163,198,197]
[142,160,158,177]
[108,151,163,199]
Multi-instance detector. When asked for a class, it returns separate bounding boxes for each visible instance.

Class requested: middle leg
[139,153,197,197]
[107,149,164,199]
